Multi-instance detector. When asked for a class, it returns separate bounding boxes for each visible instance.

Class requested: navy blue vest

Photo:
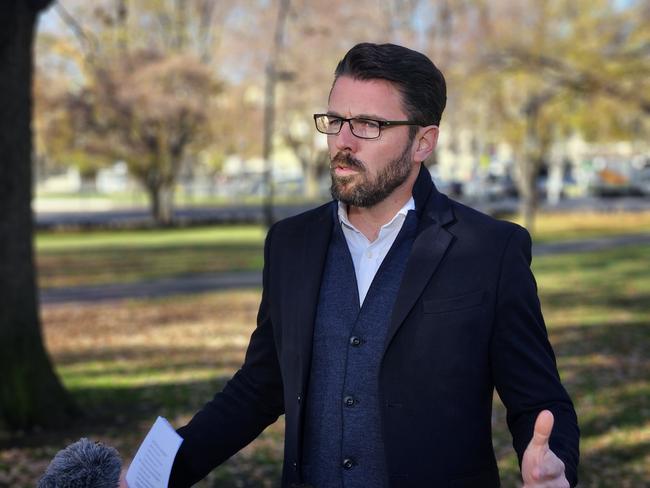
[302,208,418,488]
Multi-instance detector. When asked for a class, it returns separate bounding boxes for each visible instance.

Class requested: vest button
[342,457,355,470]
[343,395,355,407]
[349,336,361,347]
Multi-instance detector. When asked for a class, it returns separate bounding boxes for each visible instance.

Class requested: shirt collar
[337,197,415,234]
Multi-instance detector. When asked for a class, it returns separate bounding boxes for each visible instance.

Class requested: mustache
[331,153,365,171]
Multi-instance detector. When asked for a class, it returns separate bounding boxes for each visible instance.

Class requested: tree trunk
[517,101,544,234]
[301,157,321,200]
[304,166,320,200]
[0,0,75,431]
[147,182,175,226]
[80,171,97,193]
[518,157,538,234]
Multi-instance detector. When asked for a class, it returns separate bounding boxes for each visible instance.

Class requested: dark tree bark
[516,89,557,233]
[146,181,175,226]
[0,0,76,430]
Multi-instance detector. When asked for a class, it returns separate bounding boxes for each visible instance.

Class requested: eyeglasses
[313,113,421,140]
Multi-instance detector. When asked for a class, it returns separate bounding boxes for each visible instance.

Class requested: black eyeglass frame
[313,113,423,140]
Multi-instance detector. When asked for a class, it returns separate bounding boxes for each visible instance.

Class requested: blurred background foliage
[33,0,650,228]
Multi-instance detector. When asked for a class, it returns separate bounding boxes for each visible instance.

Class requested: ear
[412,125,439,164]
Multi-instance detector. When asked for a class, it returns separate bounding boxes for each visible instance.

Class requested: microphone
[38,437,122,488]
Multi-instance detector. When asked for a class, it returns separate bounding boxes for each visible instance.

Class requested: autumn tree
[64,50,219,224]
[0,0,77,430]
[458,0,650,230]
[38,0,229,224]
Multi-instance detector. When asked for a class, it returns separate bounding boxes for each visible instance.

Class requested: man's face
[326,76,418,208]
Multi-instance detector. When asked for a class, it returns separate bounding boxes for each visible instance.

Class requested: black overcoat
[170,165,579,487]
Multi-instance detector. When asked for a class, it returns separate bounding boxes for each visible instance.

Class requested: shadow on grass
[0,376,230,449]
[551,320,650,360]
[543,292,650,314]
[547,321,650,434]
[1,375,285,488]
[38,243,265,289]
[578,440,650,487]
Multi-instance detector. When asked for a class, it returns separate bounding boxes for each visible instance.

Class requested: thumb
[530,409,554,448]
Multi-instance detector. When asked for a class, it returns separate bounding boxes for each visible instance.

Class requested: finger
[530,410,554,448]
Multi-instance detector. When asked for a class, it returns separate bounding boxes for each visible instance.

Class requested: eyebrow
[326,111,389,121]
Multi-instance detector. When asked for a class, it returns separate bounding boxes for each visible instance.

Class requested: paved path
[39,233,650,306]
[532,233,650,255]
[40,271,263,306]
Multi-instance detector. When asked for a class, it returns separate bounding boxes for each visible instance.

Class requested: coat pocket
[423,290,484,314]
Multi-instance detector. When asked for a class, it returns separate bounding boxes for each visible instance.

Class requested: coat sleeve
[491,225,580,487]
[169,224,285,487]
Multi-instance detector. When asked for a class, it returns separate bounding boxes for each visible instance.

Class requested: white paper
[126,416,184,488]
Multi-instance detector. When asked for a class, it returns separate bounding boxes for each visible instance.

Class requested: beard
[330,141,413,208]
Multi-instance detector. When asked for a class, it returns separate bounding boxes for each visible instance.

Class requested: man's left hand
[521,410,570,488]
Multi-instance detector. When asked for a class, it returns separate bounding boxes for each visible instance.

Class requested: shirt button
[343,395,355,407]
[342,458,355,470]
[366,250,373,258]
[349,336,361,347]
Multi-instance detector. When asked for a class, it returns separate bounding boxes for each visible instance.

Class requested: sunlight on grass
[513,211,650,243]
[60,366,229,389]
[36,225,266,251]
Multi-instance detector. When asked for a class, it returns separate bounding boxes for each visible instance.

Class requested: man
[167,43,579,487]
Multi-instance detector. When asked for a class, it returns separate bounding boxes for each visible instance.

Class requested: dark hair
[333,43,447,126]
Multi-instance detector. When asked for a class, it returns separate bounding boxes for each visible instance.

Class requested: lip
[334,165,359,176]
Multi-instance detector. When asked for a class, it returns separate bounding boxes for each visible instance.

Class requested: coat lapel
[295,203,334,391]
[384,166,455,353]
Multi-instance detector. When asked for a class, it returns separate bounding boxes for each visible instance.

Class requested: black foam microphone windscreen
[38,437,122,488]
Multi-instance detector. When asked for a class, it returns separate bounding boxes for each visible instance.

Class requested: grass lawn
[2,239,648,487]
[36,226,266,289]
[518,211,650,243]
[35,211,650,289]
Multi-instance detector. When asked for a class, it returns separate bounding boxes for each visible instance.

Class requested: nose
[332,120,359,154]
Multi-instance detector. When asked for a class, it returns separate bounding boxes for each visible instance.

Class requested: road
[39,233,650,306]
[35,196,650,229]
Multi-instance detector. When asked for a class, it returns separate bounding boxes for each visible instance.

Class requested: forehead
[328,76,406,119]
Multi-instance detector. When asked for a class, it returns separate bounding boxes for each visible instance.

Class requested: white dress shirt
[337,197,415,306]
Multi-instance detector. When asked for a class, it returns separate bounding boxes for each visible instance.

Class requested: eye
[354,118,380,130]
[327,116,343,128]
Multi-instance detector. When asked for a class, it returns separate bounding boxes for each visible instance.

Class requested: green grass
[36,225,266,250]
[515,211,650,243]
[512,244,649,487]
[35,212,650,290]
[36,226,265,288]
